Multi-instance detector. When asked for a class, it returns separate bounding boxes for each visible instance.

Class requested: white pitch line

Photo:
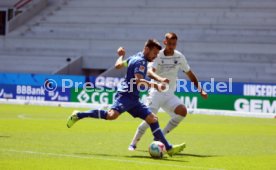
[1,149,225,170]
[17,114,27,119]
[17,114,46,120]
[17,114,63,120]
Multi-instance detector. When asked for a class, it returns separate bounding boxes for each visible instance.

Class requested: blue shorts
[110,92,152,120]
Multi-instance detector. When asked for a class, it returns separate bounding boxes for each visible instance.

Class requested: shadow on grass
[126,155,188,162]
[75,151,217,162]
[76,152,188,162]
[177,153,220,158]
[0,135,10,138]
[135,149,219,158]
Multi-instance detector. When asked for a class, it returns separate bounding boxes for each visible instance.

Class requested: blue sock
[77,110,108,120]
[149,121,172,150]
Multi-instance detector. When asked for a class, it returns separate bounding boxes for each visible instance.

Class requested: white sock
[162,114,184,135]
[130,121,149,146]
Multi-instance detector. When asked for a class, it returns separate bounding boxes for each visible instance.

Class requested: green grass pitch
[0,104,275,170]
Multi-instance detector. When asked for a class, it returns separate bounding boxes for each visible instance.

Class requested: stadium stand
[0,0,275,82]
[0,0,19,7]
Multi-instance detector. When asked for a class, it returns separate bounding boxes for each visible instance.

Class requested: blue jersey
[111,52,152,118]
[117,52,148,97]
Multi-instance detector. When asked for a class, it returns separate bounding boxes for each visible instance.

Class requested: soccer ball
[148,141,166,158]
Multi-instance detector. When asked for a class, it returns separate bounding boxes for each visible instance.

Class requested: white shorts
[145,91,184,117]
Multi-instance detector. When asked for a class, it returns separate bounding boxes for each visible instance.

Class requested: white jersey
[149,49,191,94]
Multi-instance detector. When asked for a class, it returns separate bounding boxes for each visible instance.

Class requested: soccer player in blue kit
[67,39,185,156]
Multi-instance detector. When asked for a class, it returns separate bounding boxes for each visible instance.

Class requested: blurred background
[0,0,275,114]
[0,0,275,82]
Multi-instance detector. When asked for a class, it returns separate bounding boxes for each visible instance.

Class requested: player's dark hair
[165,32,178,40]
[145,39,162,50]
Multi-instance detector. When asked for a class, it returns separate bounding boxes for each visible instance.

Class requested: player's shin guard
[77,110,108,120]
[162,114,184,135]
[130,121,149,146]
[149,121,172,150]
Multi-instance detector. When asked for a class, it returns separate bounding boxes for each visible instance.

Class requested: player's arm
[185,70,208,99]
[147,67,169,84]
[115,47,128,69]
[135,73,166,92]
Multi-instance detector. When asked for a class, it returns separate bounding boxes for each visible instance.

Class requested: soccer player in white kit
[128,32,208,150]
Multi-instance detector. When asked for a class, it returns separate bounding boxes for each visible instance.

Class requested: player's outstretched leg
[128,121,149,151]
[67,110,80,128]
[66,109,109,128]
[146,113,185,156]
